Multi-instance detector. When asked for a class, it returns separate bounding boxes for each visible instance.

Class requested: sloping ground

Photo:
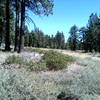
[0,50,100,100]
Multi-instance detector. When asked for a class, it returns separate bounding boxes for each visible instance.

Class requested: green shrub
[5,50,74,71]
[5,55,47,71]
[43,50,74,70]
[5,55,24,65]
[25,60,47,71]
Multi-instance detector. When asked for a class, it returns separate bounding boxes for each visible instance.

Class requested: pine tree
[68,25,78,51]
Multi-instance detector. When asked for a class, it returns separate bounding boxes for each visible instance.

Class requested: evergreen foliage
[68,25,78,51]
[0,0,54,52]
[0,0,100,53]
[67,13,100,52]
[24,28,66,49]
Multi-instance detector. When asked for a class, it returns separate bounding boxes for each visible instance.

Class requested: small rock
[57,92,79,100]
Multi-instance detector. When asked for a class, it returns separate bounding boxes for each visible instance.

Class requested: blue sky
[27,0,100,40]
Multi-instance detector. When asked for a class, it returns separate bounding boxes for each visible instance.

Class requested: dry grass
[0,48,100,99]
[39,48,92,59]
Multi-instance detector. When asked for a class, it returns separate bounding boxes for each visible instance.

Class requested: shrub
[25,60,47,71]
[5,55,47,71]
[43,50,74,70]
[5,55,24,65]
[5,50,74,71]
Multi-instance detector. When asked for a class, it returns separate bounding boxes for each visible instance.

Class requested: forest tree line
[15,13,100,52]
[0,0,100,52]
[15,12,100,53]
[68,13,100,52]
[0,0,54,52]
[24,27,66,49]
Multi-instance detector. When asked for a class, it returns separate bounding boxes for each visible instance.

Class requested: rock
[57,92,79,100]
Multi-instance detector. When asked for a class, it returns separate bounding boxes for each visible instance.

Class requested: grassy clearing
[1,49,100,99]
[1,56,100,100]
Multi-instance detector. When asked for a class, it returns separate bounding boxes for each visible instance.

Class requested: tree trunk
[14,0,19,51]
[5,0,10,51]
[18,0,25,53]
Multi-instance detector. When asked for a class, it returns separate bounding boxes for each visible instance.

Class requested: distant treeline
[24,28,66,49]
[0,0,53,52]
[24,13,100,52]
[0,0,100,53]
[68,13,100,52]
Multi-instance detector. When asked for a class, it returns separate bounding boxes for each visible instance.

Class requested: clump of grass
[5,55,47,71]
[43,50,74,70]
[5,55,24,65]
[25,60,47,71]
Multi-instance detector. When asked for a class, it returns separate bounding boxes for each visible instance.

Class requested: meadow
[0,48,100,100]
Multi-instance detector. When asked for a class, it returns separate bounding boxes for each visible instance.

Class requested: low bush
[43,50,74,70]
[5,55,47,71]
[5,50,74,71]
[26,60,47,71]
[5,55,24,65]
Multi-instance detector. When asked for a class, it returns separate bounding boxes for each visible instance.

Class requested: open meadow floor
[0,49,100,100]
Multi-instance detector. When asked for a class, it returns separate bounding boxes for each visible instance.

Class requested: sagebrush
[5,50,74,71]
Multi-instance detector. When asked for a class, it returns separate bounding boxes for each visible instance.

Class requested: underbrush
[43,50,74,70]
[5,55,24,65]
[3,56,100,100]
[5,50,74,71]
[5,55,47,71]
[57,58,100,100]
[1,50,100,100]
[0,68,62,100]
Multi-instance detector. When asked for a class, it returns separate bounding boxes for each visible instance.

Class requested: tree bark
[18,0,25,53]
[5,0,10,51]
[14,0,19,51]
